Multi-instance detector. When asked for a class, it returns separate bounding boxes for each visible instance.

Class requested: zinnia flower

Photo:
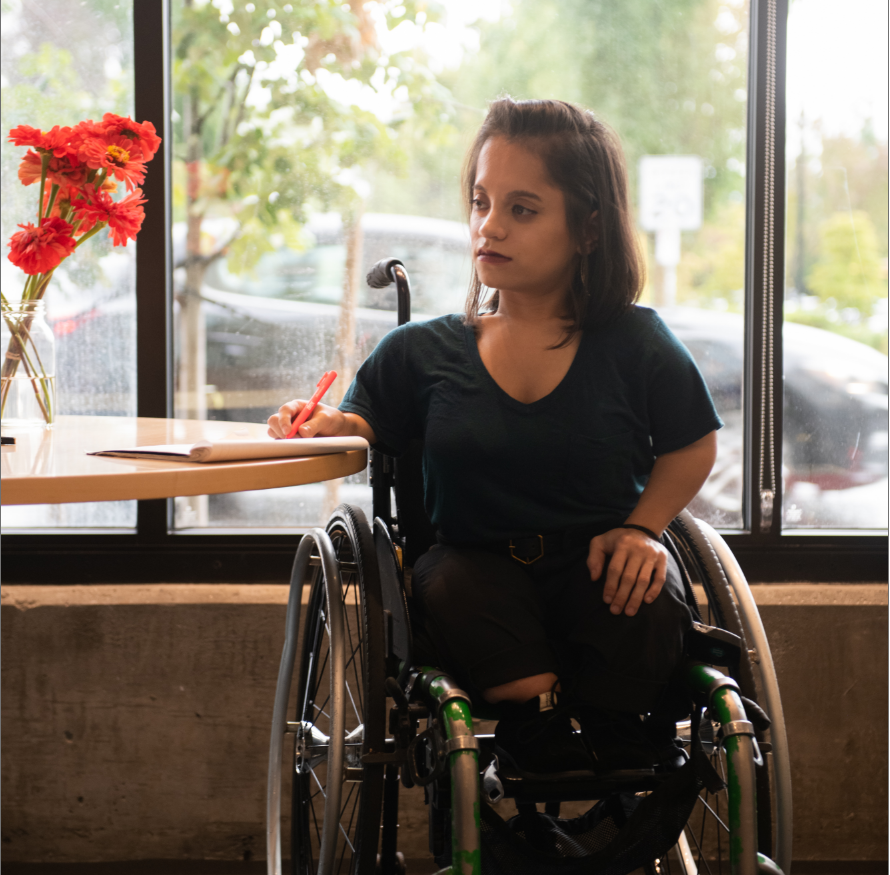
[18,149,87,188]
[73,185,146,246]
[77,133,147,191]
[97,113,161,162]
[7,218,77,275]
[8,124,75,158]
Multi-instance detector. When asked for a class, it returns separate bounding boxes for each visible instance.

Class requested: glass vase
[1,299,56,428]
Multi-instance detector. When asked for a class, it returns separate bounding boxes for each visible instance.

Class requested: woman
[268,98,722,779]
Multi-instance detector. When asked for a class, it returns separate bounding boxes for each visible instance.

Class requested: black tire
[663,513,775,873]
[291,505,387,875]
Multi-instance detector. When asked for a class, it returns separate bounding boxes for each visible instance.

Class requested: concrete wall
[2,583,887,865]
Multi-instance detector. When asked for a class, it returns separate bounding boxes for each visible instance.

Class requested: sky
[785,0,889,153]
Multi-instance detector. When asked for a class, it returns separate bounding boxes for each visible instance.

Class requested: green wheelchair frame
[266,260,792,875]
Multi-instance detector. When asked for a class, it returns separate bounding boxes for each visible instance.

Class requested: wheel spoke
[695,794,729,833]
[341,587,366,722]
[310,765,327,799]
[696,793,709,873]
[339,781,357,820]
[314,695,331,722]
[344,678,362,725]
[344,637,365,712]
[309,790,323,847]
[338,820,356,854]
[303,614,329,719]
[684,823,713,875]
[335,784,358,872]
[341,574,366,715]
[336,785,362,874]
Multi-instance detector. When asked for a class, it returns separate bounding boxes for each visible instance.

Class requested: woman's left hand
[587,528,669,617]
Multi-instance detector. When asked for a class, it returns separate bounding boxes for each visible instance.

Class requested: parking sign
[639,156,703,231]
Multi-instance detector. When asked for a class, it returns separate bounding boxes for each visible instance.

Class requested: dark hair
[462,97,645,337]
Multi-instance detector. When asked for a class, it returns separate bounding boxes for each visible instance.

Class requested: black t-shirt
[340,309,723,543]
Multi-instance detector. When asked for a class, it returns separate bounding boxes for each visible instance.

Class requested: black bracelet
[619,523,661,541]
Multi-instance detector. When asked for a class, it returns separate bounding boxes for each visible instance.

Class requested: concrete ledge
[4,581,886,609]
[2,583,887,863]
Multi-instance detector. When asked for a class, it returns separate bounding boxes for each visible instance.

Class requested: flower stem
[37,152,51,224]
[0,306,51,422]
[73,223,106,250]
[45,183,61,218]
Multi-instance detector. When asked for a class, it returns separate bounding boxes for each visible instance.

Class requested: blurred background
[2,0,886,533]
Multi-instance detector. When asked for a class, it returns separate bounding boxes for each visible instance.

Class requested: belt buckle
[509,534,544,565]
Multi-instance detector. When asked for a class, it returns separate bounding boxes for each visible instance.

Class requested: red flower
[97,113,161,162]
[73,185,146,246]
[18,149,88,189]
[17,150,44,186]
[7,218,77,275]
[8,124,75,158]
[77,133,147,191]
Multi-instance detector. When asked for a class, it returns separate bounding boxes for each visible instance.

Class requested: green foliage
[786,123,888,311]
[398,0,750,226]
[678,201,745,309]
[171,0,454,272]
[1,0,134,292]
[806,211,886,313]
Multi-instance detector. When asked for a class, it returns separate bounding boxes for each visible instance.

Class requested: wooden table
[1,415,367,505]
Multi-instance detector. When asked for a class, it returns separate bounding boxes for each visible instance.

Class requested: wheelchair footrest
[474,735,667,802]
[494,760,663,802]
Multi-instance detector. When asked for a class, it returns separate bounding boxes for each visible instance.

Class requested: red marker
[287,370,338,439]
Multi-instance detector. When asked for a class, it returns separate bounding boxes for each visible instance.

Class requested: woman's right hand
[267,400,377,443]
[267,400,348,440]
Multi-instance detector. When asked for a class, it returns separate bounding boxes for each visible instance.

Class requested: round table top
[0,415,367,505]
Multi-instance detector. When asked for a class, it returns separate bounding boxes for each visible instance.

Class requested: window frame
[3,0,887,584]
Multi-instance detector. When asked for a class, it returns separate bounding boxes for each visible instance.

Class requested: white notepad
[88,436,368,463]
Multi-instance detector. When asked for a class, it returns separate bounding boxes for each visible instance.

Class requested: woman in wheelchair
[269,97,722,783]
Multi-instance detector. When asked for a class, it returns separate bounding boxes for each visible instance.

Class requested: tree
[806,211,885,314]
[171,0,452,419]
[375,0,752,307]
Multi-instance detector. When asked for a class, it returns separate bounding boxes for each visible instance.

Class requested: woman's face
[470,135,582,301]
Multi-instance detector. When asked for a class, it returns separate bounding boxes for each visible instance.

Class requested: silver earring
[579,255,590,296]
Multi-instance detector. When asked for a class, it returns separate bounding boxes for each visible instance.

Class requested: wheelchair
[267,260,792,875]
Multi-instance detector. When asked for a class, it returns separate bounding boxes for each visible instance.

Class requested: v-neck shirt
[340,309,723,544]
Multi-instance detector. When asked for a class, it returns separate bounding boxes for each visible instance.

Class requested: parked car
[193,213,471,420]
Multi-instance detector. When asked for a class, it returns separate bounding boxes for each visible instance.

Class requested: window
[3,0,886,582]
[169,0,751,532]
[781,0,888,530]
[1,0,137,530]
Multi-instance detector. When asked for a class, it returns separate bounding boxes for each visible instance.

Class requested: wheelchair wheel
[663,511,789,875]
[291,505,386,875]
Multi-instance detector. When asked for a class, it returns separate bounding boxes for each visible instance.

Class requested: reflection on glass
[783,0,888,530]
[0,0,137,530]
[171,0,748,531]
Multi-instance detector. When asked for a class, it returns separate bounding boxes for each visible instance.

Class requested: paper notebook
[88,436,368,464]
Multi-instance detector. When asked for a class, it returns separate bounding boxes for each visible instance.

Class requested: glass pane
[783,0,888,530]
[0,0,137,530]
[171,0,748,530]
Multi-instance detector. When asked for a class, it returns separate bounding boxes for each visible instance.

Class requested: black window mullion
[134,0,174,540]
[744,0,788,539]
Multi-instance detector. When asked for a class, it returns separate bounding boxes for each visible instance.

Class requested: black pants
[410,542,693,714]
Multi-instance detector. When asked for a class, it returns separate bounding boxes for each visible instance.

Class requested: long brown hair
[462,97,645,338]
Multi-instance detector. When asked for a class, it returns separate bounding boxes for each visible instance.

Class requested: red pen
[287,371,338,439]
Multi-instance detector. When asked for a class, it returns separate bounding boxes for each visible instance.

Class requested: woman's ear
[578,210,599,254]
